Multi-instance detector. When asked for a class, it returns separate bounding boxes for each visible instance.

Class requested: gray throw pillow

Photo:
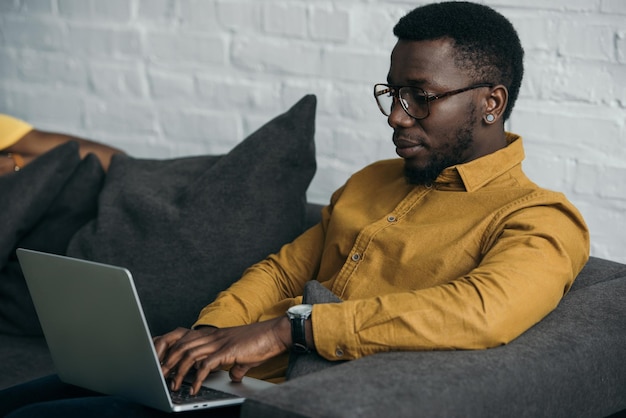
[286,280,346,380]
[0,142,104,335]
[67,95,317,336]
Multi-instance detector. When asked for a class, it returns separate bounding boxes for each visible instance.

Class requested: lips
[393,136,427,159]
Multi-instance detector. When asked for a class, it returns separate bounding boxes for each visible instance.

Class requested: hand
[0,153,30,175]
[153,317,291,395]
[0,154,16,175]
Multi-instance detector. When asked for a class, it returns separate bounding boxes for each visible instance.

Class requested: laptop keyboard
[170,384,239,405]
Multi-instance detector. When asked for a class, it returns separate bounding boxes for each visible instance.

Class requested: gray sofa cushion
[242,257,626,418]
[67,95,317,336]
[0,143,104,336]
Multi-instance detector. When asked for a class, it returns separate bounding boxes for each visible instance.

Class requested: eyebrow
[385,76,431,87]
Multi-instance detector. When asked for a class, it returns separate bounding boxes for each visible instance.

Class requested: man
[0,1,589,416]
[155,0,589,396]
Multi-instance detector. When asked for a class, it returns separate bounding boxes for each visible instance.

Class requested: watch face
[289,304,312,316]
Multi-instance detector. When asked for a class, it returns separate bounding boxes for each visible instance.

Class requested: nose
[387,98,416,129]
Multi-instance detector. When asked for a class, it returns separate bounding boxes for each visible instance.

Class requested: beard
[404,108,477,186]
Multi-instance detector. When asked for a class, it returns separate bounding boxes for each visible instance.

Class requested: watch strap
[290,315,309,353]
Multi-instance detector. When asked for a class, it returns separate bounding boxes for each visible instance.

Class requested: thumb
[229,364,251,383]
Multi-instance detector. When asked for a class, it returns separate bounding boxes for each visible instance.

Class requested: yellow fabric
[0,114,33,150]
[194,133,589,375]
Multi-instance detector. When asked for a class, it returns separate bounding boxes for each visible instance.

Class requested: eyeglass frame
[373,82,494,120]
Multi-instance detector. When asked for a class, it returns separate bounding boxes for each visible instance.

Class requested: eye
[405,87,428,104]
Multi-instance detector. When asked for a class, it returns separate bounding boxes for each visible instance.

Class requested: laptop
[16,248,275,413]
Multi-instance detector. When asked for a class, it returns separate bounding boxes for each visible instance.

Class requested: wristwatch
[286,304,313,353]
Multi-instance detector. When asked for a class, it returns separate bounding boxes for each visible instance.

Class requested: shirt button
[351,253,361,262]
[387,215,397,222]
[335,347,344,358]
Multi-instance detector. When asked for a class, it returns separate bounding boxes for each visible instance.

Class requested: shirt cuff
[312,302,361,361]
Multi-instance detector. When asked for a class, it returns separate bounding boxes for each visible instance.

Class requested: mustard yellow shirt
[195,134,589,370]
[0,114,33,150]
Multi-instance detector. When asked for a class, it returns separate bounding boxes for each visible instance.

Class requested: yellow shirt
[0,114,33,149]
[195,134,589,369]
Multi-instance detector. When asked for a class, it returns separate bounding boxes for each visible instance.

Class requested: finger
[153,329,185,362]
[229,364,251,383]
[190,362,214,396]
[169,343,215,392]
[157,328,195,375]
[162,327,218,369]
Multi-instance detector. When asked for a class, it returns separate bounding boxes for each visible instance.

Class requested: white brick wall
[1,0,624,263]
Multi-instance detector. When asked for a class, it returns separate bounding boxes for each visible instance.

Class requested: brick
[519,54,558,100]
[328,81,385,120]
[58,0,131,21]
[307,156,353,202]
[263,3,307,38]
[280,80,333,116]
[522,152,569,191]
[1,17,66,51]
[331,126,385,167]
[0,0,18,13]
[601,0,626,14]
[158,108,240,153]
[487,0,599,11]
[84,99,157,135]
[2,87,83,127]
[21,0,53,14]
[575,162,626,200]
[146,31,226,65]
[17,51,88,88]
[195,75,281,111]
[508,15,556,52]
[0,48,18,79]
[148,69,195,100]
[548,60,612,104]
[310,7,350,42]
[179,0,219,31]
[137,0,177,22]
[217,1,262,32]
[573,199,626,263]
[510,107,622,160]
[558,22,615,61]
[618,31,626,64]
[347,4,403,47]
[232,38,322,76]
[68,25,141,57]
[88,61,145,98]
[607,62,626,106]
[321,47,389,83]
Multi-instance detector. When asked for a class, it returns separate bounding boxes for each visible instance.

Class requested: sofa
[1,95,625,417]
[243,253,626,418]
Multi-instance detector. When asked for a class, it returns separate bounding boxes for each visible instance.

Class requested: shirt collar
[433,133,524,192]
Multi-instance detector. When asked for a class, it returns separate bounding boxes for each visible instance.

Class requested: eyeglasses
[373,83,493,120]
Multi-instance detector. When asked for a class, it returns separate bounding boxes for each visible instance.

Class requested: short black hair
[393,1,524,120]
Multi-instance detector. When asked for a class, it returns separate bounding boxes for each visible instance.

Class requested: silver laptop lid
[17,248,176,411]
[17,249,275,412]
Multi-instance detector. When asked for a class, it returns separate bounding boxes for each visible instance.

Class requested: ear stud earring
[485,114,495,123]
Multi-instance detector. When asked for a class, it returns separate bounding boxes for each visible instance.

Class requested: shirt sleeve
[311,200,590,361]
[0,114,33,150]
[192,207,331,329]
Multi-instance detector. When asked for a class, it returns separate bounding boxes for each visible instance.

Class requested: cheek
[422,102,478,145]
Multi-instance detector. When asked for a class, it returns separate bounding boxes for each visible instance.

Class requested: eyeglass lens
[374,85,428,119]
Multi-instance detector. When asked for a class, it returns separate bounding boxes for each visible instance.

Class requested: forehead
[388,38,468,89]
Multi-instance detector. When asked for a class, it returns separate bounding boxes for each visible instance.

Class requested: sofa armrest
[242,261,626,418]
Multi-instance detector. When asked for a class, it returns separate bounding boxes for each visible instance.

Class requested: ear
[483,85,508,124]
